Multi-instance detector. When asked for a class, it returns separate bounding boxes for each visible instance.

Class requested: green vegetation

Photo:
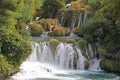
[80,0,120,72]
[0,54,13,75]
[49,39,61,54]
[40,0,65,18]
[0,0,32,78]
[100,59,120,72]
[29,22,45,36]
[81,0,120,59]
[73,28,83,37]
[0,0,120,77]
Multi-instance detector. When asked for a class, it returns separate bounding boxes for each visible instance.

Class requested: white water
[8,42,104,80]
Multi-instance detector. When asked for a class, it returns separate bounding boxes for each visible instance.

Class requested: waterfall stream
[28,42,86,70]
[7,42,120,80]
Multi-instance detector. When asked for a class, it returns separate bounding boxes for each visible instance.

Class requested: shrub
[0,54,13,75]
[39,19,49,31]
[1,28,32,65]
[98,47,107,55]
[100,59,120,72]
[39,19,59,31]
[73,27,83,37]
[30,22,45,36]
[77,39,87,52]
[52,27,70,36]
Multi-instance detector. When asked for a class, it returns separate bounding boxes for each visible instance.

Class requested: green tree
[0,0,32,66]
[82,0,120,59]
[40,0,65,18]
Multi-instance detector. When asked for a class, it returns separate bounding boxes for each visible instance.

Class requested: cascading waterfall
[28,42,86,70]
[71,13,77,30]
[60,12,64,26]
[27,42,101,71]
[59,11,88,30]
[8,41,106,80]
[87,44,101,71]
[77,12,82,28]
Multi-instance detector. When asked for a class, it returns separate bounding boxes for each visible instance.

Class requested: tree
[40,0,65,18]
[82,0,120,59]
[0,0,32,66]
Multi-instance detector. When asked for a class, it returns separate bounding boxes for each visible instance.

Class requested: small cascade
[75,47,86,70]
[60,12,64,26]
[71,13,78,30]
[83,11,88,22]
[87,44,102,71]
[27,43,39,62]
[88,44,95,59]
[89,59,101,71]
[77,12,82,28]
[40,42,54,63]
[55,43,65,68]
[41,32,49,37]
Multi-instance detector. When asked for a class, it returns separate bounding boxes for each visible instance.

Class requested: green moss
[49,39,61,54]
[65,38,76,43]
[77,39,87,52]
[100,59,120,72]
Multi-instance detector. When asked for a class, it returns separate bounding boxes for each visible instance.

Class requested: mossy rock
[100,59,120,72]
[65,38,76,43]
[77,39,87,51]
[49,39,61,54]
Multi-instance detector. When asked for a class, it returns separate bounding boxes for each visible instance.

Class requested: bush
[52,27,70,36]
[77,39,88,59]
[1,28,32,65]
[49,39,60,54]
[77,39,87,52]
[39,19,49,31]
[100,59,120,72]
[39,19,59,31]
[0,54,13,75]
[30,23,45,36]
[73,27,83,37]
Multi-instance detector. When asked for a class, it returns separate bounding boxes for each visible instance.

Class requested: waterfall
[83,11,88,22]
[27,42,102,71]
[75,47,85,70]
[27,42,87,70]
[77,12,82,28]
[71,13,77,30]
[87,44,101,71]
[60,12,64,26]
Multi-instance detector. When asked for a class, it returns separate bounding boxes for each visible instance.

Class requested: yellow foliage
[31,2,39,17]
[30,22,45,36]
[71,0,87,12]
[45,19,59,30]
[53,27,70,36]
